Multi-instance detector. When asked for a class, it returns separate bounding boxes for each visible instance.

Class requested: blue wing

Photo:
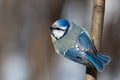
[78,31,111,71]
[64,48,88,65]
[78,31,96,53]
[65,48,82,62]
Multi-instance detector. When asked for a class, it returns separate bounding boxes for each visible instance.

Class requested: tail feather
[86,52,111,72]
[86,52,104,72]
[97,53,111,65]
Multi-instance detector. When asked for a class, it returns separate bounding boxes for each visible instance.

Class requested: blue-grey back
[54,23,83,55]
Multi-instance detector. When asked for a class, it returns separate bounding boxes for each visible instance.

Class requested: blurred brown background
[0,0,120,80]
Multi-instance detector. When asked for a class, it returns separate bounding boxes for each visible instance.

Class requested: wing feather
[78,31,97,53]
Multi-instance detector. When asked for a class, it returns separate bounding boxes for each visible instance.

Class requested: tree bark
[86,0,105,80]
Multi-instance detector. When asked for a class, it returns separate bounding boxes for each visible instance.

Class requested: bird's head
[50,19,70,42]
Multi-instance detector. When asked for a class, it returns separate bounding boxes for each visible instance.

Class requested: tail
[86,52,111,72]
[96,52,111,65]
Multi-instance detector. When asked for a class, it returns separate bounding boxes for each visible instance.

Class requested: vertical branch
[86,0,105,80]
[91,0,105,50]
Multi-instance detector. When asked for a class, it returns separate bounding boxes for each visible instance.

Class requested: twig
[86,0,105,80]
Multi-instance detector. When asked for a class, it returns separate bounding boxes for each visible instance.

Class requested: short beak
[49,27,53,31]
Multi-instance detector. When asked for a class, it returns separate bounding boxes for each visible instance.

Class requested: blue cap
[55,19,70,27]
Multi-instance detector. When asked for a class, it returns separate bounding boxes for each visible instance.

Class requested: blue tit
[50,19,111,72]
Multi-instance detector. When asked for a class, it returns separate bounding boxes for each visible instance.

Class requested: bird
[50,19,111,72]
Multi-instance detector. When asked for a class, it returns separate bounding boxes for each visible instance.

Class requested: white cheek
[53,30,65,39]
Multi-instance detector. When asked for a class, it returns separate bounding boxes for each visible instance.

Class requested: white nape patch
[53,30,65,39]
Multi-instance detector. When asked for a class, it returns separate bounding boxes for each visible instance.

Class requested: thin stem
[86,0,105,80]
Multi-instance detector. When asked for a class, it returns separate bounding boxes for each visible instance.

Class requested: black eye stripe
[51,32,59,40]
[50,27,65,31]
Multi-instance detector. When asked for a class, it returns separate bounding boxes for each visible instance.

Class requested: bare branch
[86,0,105,80]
